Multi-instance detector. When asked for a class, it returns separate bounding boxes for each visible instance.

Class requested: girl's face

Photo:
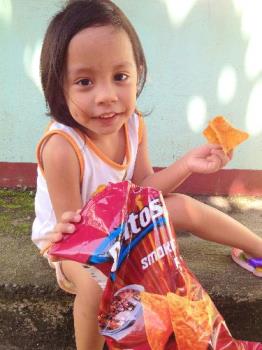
[63,25,138,140]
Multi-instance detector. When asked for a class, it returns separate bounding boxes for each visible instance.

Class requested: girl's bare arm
[132,123,230,195]
[42,134,83,221]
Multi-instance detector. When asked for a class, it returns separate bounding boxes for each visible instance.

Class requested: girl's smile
[93,112,121,128]
[96,113,116,119]
[64,25,138,140]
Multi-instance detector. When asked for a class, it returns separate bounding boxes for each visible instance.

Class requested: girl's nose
[95,83,118,105]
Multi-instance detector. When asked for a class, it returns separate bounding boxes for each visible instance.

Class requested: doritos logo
[109,198,166,277]
[123,198,164,241]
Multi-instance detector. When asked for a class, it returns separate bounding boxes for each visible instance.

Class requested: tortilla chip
[141,292,173,350]
[203,116,249,154]
[167,292,214,350]
[203,125,220,145]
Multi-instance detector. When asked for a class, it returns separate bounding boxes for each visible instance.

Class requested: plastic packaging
[49,181,262,350]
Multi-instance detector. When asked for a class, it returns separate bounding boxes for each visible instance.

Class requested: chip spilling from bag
[49,181,261,350]
[166,292,214,350]
[140,292,172,350]
[203,116,249,154]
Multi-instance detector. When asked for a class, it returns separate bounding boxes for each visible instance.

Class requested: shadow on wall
[116,0,262,169]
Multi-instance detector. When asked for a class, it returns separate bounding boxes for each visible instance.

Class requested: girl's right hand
[185,144,232,174]
[41,210,81,258]
[49,210,81,243]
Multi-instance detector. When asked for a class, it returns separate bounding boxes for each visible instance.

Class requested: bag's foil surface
[50,181,262,350]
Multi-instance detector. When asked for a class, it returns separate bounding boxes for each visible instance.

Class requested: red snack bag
[49,181,262,350]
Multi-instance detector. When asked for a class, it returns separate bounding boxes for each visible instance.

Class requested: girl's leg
[164,193,262,257]
[61,260,105,350]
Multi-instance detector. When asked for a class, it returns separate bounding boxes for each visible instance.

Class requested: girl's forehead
[68,26,133,57]
[66,25,136,73]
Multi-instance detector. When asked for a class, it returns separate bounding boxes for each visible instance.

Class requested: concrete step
[0,195,261,349]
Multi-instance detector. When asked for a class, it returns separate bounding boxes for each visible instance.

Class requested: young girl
[32,1,262,349]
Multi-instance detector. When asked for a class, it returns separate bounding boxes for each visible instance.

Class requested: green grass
[0,189,35,236]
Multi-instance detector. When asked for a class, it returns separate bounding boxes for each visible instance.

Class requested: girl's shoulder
[37,121,85,157]
[36,121,85,181]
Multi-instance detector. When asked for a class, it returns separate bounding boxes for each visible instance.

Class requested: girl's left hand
[185,144,233,174]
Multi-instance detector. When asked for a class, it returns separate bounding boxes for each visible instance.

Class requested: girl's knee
[164,193,199,231]
[164,193,192,214]
[61,260,103,296]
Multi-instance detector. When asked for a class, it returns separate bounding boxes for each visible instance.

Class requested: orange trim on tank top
[36,112,141,181]
[76,123,131,170]
[36,130,84,183]
[137,111,144,144]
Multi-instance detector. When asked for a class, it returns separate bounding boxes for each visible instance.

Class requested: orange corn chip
[203,125,219,145]
[203,116,249,154]
[167,292,214,350]
[141,292,173,350]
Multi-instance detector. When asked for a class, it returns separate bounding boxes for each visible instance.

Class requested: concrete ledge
[0,196,262,349]
[1,162,262,195]
[0,240,75,349]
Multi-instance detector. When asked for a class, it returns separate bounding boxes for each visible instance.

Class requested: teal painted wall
[1,0,261,169]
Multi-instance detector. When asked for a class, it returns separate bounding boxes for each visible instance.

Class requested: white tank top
[32,112,143,249]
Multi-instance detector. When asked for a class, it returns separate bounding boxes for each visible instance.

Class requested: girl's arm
[42,134,83,221]
[132,123,231,195]
[132,125,189,192]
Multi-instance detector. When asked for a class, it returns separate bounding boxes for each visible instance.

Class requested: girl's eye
[76,79,92,86]
[114,73,128,81]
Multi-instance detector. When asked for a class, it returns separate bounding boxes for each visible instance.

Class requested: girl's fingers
[41,231,63,243]
[40,210,82,257]
[207,143,223,151]
[210,145,233,161]
[206,155,222,172]
[41,221,77,244]
[55,222,76,234]
[57,211,82,235]
[40,232,62,256]
[211,149,230,164]
[60,210,81,223]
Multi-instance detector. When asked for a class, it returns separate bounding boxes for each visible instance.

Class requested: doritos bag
[49,181,261,350]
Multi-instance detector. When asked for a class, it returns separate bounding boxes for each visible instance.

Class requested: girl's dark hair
[40,0,147,127]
